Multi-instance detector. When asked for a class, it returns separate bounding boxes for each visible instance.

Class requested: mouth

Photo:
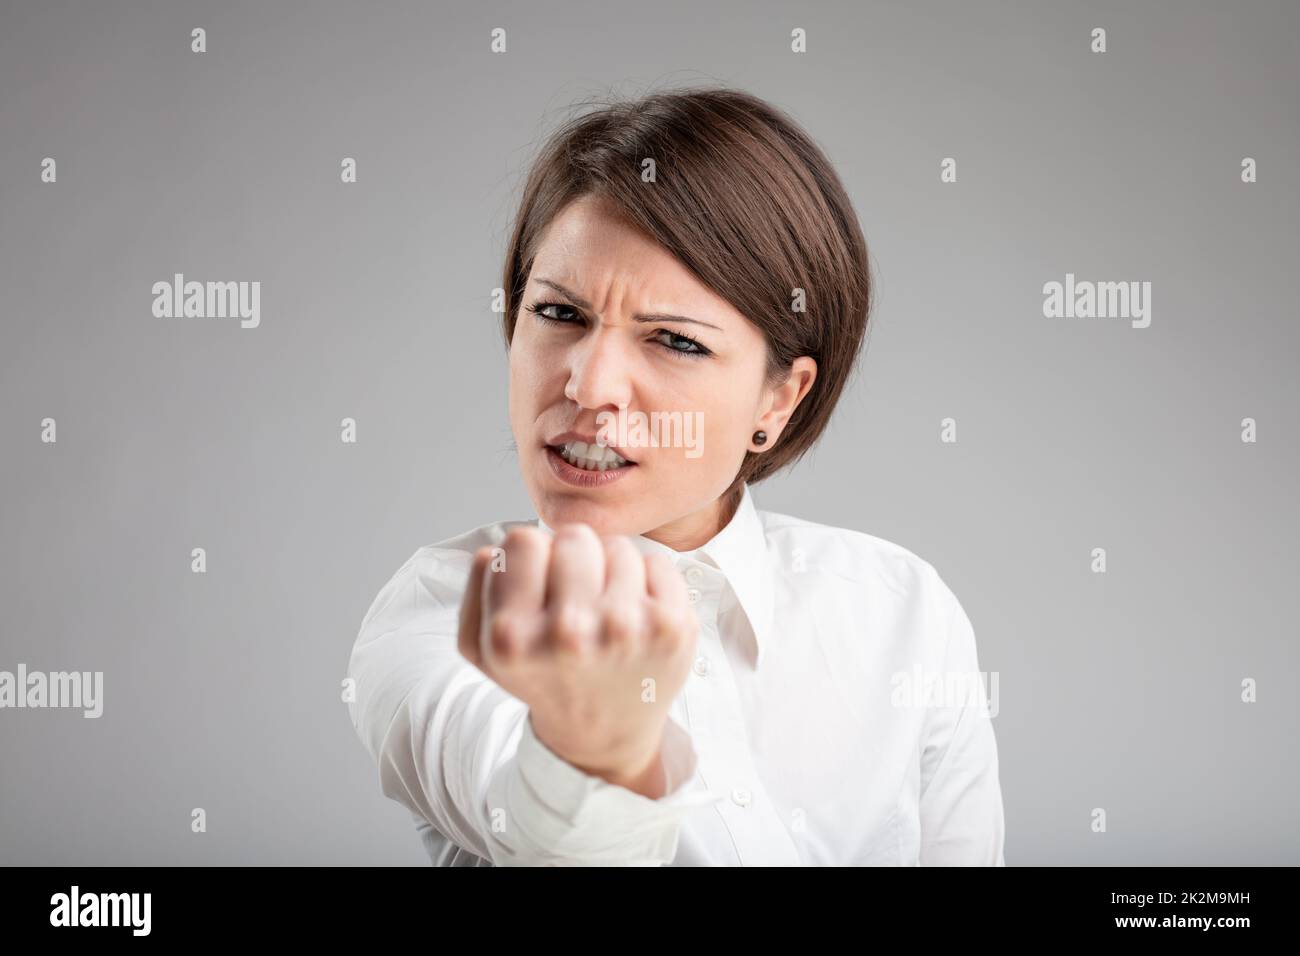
[543,439,638,488]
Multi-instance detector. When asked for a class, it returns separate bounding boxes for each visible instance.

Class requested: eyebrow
[533,278,724,332]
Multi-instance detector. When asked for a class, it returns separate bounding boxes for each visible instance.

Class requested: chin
[542,498,623,532]
[532,489,641,535]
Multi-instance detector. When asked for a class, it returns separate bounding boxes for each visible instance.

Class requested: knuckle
[487,613,523,660]
[554,522,599,545]
[647,548,675,568]
[645,600,671,637]
[600,603,643,646]
[502,525,546,554]
[648,600,695,647]
[645,551,683,587]
[601,534,636,556]
[549,601,597,651]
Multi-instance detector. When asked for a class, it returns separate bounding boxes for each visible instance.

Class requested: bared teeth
[559,440,629,471]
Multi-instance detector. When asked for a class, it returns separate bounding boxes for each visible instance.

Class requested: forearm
[352,630,720,865]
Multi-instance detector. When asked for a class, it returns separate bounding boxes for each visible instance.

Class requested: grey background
[1,0,1296,865]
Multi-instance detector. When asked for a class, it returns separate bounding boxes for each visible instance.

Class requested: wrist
[529,713,668,798]
[580,742,666,799]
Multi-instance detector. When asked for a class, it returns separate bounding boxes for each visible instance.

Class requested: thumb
[457,546,493,669]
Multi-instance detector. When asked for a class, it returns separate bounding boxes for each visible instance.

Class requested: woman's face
[509,195,815,548]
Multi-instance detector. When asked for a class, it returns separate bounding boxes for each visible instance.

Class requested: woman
[348,86,1005,866]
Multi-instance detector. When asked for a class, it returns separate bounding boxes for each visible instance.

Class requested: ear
[751,357,817,451]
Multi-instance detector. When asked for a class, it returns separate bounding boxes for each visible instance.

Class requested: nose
[564,326,634,411]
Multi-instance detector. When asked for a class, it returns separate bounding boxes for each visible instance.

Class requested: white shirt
[347,483,1006,866]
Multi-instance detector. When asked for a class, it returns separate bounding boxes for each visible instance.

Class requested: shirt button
[686,587,701,604]
[692,656,711,677]
[731,788,752,808]
[685,567,703,584]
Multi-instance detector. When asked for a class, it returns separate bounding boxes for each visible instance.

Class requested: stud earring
[752,430,767,447]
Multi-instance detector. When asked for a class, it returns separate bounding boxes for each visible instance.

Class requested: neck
[642,485,743,553]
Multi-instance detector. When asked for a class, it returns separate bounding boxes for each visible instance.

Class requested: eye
[652,329,712,359]
[525,300,713,360]
[526,301,581,324]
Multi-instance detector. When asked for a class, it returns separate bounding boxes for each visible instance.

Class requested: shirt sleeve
[917,571,1007,866]
[347,546,725,867]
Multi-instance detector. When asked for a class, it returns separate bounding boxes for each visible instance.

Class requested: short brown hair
[501,85,873,498]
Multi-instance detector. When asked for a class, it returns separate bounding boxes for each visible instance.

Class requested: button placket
[681,570,724,741]
[677,565,802,866]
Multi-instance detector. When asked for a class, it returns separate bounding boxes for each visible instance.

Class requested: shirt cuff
[489,713,725,865]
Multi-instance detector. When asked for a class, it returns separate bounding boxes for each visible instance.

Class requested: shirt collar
[533,483,774,670]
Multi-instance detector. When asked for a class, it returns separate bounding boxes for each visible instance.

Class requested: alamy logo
[50,886,151,936]
[152,273,261,328]
[889,668,1000,718]
[1042,272,1151,328]
[0,664,103,717]
[595,406,704,458]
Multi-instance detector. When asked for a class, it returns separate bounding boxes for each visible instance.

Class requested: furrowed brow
[533,277,723,332]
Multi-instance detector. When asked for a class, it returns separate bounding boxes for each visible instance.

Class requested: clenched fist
[457,523,699,798]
